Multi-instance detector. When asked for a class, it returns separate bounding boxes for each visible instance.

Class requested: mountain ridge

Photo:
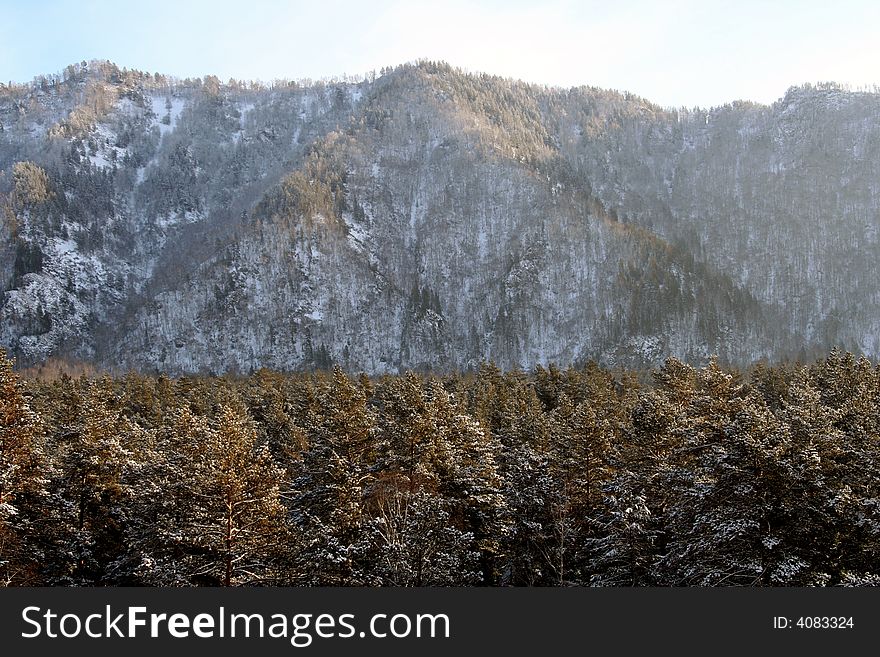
[2,59,877,373]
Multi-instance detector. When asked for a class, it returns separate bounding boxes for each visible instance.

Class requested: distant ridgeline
[3,60,880,373]
[1,348,879,586]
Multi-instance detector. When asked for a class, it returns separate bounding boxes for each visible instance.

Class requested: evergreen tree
[152,405,288,586]
[588,484,656,586]
[0,352,876,587]
[0,350,48,585]
[292,366,376,584]
[364,486,479,586]
[48,379,142,584]
[425,381,507,584]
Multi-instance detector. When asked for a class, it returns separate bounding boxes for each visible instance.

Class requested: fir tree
[0,350,48,585]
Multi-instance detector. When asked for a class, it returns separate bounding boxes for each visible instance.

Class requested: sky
[1,0,878,108]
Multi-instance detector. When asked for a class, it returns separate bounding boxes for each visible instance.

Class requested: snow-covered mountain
[2,60,878,373]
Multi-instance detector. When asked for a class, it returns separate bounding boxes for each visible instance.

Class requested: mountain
[2,60,878,374]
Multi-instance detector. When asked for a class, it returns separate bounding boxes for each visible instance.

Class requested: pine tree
[497,442,557,585]
[546,393,615,583]
[374,372,438,490]
[769,368,848,584]
[364,486,479,586]
[40,379,141,584]
[124,405,212,585]
[292,366,376,584]
[0,350,48,585]
[425,381,507,584]
[588,484,657,586]
[658,391,779,585]
[155,405,288,586]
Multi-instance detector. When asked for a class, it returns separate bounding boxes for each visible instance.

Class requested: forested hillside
[2,349,878,586]
[3,61,880,372]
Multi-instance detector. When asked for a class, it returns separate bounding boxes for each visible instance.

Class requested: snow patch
[52,238,77,255]
[86,123,127,169]
[149,94,185,139]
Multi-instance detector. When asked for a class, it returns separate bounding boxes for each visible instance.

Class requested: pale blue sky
[1,0,878,108]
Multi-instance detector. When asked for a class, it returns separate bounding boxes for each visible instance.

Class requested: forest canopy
[1,349,878,586]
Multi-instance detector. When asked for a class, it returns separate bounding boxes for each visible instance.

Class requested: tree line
[1,349,878,586]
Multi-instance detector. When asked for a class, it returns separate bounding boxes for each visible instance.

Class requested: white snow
[52,238,77,255]
[346,220,369,252]
[477,224,488,258]
[149,95,185,138]
[231,102,256,144]
[87,123,127,169]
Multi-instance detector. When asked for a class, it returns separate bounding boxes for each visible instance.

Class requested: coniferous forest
[6,62,880,376]
[2,348,878,587]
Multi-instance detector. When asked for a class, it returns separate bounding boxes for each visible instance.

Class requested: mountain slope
[1,60,875,372]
